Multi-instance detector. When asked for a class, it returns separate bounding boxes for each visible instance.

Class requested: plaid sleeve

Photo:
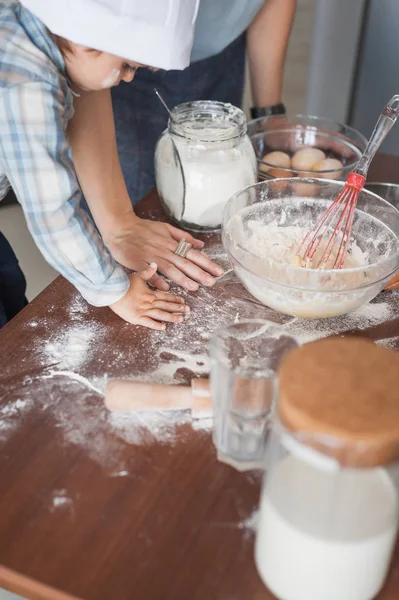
[0,80,130,307]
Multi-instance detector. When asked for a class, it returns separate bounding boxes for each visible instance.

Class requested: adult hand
[105,213,224,291]
[110,263,190,330]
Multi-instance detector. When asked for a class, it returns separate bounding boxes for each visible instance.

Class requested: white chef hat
[21,0,200,70]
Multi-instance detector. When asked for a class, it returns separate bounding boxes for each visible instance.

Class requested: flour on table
[282,297,397,344]
[211,508,259,540]
[49,489,75,516]
[0,398,32,441]
[41,369,106,395]
[111,470,129,478]
[0,398,30,417]
[238,509,259,534]
[69,292,90,315]
[2,249,398,474]
[0,367,209,472]
[42,321,105,370]
[192,417,213,432]
[109,409,191,446]
[377,335,399,350]
[154,347,209,380]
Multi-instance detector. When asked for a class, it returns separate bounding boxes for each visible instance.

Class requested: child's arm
[0,81,185,326]
[247,0,296,107]
[67,89,223,292]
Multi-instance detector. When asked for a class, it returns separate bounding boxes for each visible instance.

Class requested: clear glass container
[255,420,399,600]
[154,100,257,231]
[222,178,399,318]
[209,320,299,466]
[248,114,367,181]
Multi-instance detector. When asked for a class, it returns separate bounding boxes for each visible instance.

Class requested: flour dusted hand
[109,264,190,330]
[105,214,224,292]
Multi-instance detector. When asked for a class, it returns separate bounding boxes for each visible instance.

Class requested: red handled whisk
[298,95,399,269]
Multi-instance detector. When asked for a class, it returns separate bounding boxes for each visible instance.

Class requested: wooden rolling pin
[105,378,212,418]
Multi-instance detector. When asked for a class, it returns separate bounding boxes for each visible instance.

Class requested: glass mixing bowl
[248,115,367,182]
[366,182,399,211]
[222,179,399,319]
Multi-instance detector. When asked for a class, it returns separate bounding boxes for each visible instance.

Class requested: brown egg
[259,151,291,178]
[312,157,344,179]
[291,147,326,172]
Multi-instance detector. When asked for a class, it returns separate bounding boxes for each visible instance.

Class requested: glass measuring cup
[209,320,299,465]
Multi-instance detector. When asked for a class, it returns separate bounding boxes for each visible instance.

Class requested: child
[0,0,222,330]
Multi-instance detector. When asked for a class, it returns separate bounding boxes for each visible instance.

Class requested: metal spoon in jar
[154,88,186,221]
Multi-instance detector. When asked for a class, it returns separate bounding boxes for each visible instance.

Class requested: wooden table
[1,154,399,600]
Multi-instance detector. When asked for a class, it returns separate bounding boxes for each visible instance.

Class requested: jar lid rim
[277,338,399,467]
[169,100,247,142]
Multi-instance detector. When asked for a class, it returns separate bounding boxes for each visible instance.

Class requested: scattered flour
[111,470,129,478]
[49,489,75,516]
[282,299,397,344]
[108,409,191,446]
[1,245,398,474]
[42,321,105,370]
[212,508,259,540]
[377,336,399,350]
[238,509,259,534]
[0,398,32,441]
[0,367,210,471]
[192,417,213,432]
[0,398,29,417]
[154,347,209,380]
[41,370,105,395]
[69,293,90,315]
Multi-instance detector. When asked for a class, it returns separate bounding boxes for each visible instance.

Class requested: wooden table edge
[0,565,83,600]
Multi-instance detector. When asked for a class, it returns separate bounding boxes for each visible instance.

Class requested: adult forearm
[247,0,296,106]
[66,88,222,293]
[67,88,135,238]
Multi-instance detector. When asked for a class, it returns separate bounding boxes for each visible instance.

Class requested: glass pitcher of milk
[256,422,398,600]
[255,338,399,600]
[154,100,257,231]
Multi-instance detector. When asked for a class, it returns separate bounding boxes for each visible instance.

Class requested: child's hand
[110,263,190,330]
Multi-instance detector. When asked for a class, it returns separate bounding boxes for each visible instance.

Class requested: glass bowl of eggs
[247,114,367,181]
[222,178,399,318]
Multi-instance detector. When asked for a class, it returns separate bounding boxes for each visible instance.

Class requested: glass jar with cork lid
[255,337,399,600]
[154,100,257,231]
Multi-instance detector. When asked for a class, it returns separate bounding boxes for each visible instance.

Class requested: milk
[255,455,398,600]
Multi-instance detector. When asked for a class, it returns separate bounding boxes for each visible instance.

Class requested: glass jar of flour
[255,338,399,600]
[154,100,257,231]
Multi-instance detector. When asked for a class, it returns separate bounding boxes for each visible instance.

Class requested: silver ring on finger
[174,238,192,259]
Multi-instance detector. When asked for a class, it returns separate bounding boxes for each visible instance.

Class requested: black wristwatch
[250,103,286,120]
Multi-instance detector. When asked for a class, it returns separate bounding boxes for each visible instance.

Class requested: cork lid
[278,337,399,467]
